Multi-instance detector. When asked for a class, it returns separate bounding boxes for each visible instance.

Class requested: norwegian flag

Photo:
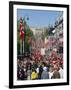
[20,18,25,40]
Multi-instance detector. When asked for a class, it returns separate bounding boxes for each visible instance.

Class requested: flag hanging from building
[20,18,25,40]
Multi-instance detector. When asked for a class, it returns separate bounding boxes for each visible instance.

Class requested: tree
[17,18,34,55]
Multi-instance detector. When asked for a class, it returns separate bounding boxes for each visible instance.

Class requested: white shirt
[49,72,53,79]
[59,67,63,78]
[36,68,39,74]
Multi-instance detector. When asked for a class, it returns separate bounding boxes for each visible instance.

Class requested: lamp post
[23,16,29,56]
[23,20,26,56]
[20,17,24,59]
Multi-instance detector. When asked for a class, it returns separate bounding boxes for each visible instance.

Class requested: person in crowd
[27,66,31,80]
[31,60,38,70]
[26,57,31,70]
[52,65,60,79]
[38,64,43,79]
[41,66,49,79]
[49,66,53,79]
[31,69,38,80]
[17,59,22,80]
[58,64,63,78]
[21,63,27,80]
[17,64,27,80]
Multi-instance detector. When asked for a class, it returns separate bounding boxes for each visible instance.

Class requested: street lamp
[23,16,29,56]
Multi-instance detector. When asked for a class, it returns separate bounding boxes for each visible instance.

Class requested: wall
[0,0,70,90]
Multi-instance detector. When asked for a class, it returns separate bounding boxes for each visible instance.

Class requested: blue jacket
[41,71,49,79]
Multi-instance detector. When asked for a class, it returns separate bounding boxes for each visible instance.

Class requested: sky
[17,9,63,28]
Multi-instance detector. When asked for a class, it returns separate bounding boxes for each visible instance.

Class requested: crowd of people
[17,50,63,80]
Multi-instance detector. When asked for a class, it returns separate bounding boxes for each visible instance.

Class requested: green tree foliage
[17,20,20,55]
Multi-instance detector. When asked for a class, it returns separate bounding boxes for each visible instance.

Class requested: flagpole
[20,17,25,59]
[24,16,29,56]
[24,17,26,56]
[22,39,23,58]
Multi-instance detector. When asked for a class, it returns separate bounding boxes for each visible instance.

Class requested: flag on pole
[20,18,25,40]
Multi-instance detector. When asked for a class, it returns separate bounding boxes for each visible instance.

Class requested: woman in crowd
[31,69,38,80]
